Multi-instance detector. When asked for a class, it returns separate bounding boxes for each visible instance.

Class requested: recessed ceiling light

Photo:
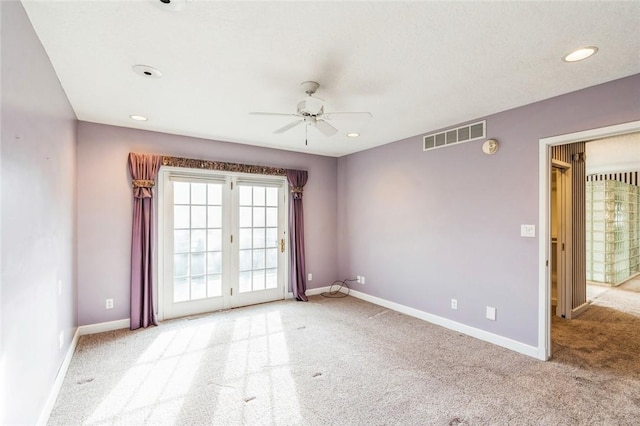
[563,46,598,62]
[347,133,360,138]
[130,115,148,121]
[132,64,162,78]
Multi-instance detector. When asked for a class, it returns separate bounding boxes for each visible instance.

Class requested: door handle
[280,239,285,253]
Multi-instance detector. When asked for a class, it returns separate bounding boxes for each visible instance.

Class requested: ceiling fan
[250,81,372,142]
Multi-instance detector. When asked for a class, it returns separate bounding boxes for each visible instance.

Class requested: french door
[159,168,287,320]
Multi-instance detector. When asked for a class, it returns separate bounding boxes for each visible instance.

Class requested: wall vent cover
[423,120,486,151]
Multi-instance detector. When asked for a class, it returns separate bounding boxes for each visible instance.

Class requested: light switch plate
[520,224,535,238]
[486,306,496,321]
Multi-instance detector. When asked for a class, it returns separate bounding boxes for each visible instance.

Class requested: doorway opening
[538,120,640,360]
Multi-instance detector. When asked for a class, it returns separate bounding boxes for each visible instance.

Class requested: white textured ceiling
[586,132,640,175]
[21,0,640,157]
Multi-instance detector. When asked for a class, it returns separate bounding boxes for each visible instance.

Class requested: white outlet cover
[307,273,312,281]
[451,299,458,310]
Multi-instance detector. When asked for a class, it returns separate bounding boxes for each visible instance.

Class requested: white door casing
[157,167,288,320]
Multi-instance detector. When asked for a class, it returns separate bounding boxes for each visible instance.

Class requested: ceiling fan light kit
[250,81,372,142]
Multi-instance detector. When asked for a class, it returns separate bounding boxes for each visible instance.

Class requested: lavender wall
[337,74,640,347]
[1,1,78,424]
[77,122,337,325]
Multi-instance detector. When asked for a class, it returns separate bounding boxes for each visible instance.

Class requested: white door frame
[537,120,640,360]
[156,166,289,321]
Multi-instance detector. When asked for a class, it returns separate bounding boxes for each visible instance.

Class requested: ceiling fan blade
[315,119,338,137]
[274,120,303,134]
[250,112,299,117]
[323,112,372,120]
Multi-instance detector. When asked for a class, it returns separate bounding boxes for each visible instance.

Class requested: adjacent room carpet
[49,282,639,425]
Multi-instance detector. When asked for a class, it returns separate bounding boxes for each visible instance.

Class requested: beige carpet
[49,284,640,425]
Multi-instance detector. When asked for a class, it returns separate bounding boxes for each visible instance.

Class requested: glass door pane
[238,185,280,293]
[172,181,224,302]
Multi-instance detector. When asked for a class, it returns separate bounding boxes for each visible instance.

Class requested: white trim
[305,286,332,296]
[36,327,81,426]
[571,301,591,318]
[540,121,640,146]
[157,168,166,321]
[77,318,130,336]
[538,120,640,361]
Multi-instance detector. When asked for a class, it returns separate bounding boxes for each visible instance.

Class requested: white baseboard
[78,318,130,336]
[315,287,540,360]
[305,286,332,296]
[571,301,591,317]
[37,318,131,425]
[37,327,81,426]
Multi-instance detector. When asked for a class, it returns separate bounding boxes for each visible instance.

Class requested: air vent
[423,120,486,151]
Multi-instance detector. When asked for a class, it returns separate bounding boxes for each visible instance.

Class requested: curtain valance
[161,155,287,176]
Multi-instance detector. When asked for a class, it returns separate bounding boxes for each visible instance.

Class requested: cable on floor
[321,278,357,298]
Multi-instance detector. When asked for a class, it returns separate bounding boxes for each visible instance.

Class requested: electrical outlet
[308,273,313,281]
[356,276,361,283]
[106,298,114,310]
[451,299,458,310]
[486,306,496,321]
[58,331,64,350]
[360,276,366,284]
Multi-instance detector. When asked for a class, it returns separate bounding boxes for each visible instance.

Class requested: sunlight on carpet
[84,311,301,425]
[87,324,213,424]
[213,310,301,424]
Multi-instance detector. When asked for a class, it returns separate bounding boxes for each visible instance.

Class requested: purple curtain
[128,153,162,329]
[286,170,308,301]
